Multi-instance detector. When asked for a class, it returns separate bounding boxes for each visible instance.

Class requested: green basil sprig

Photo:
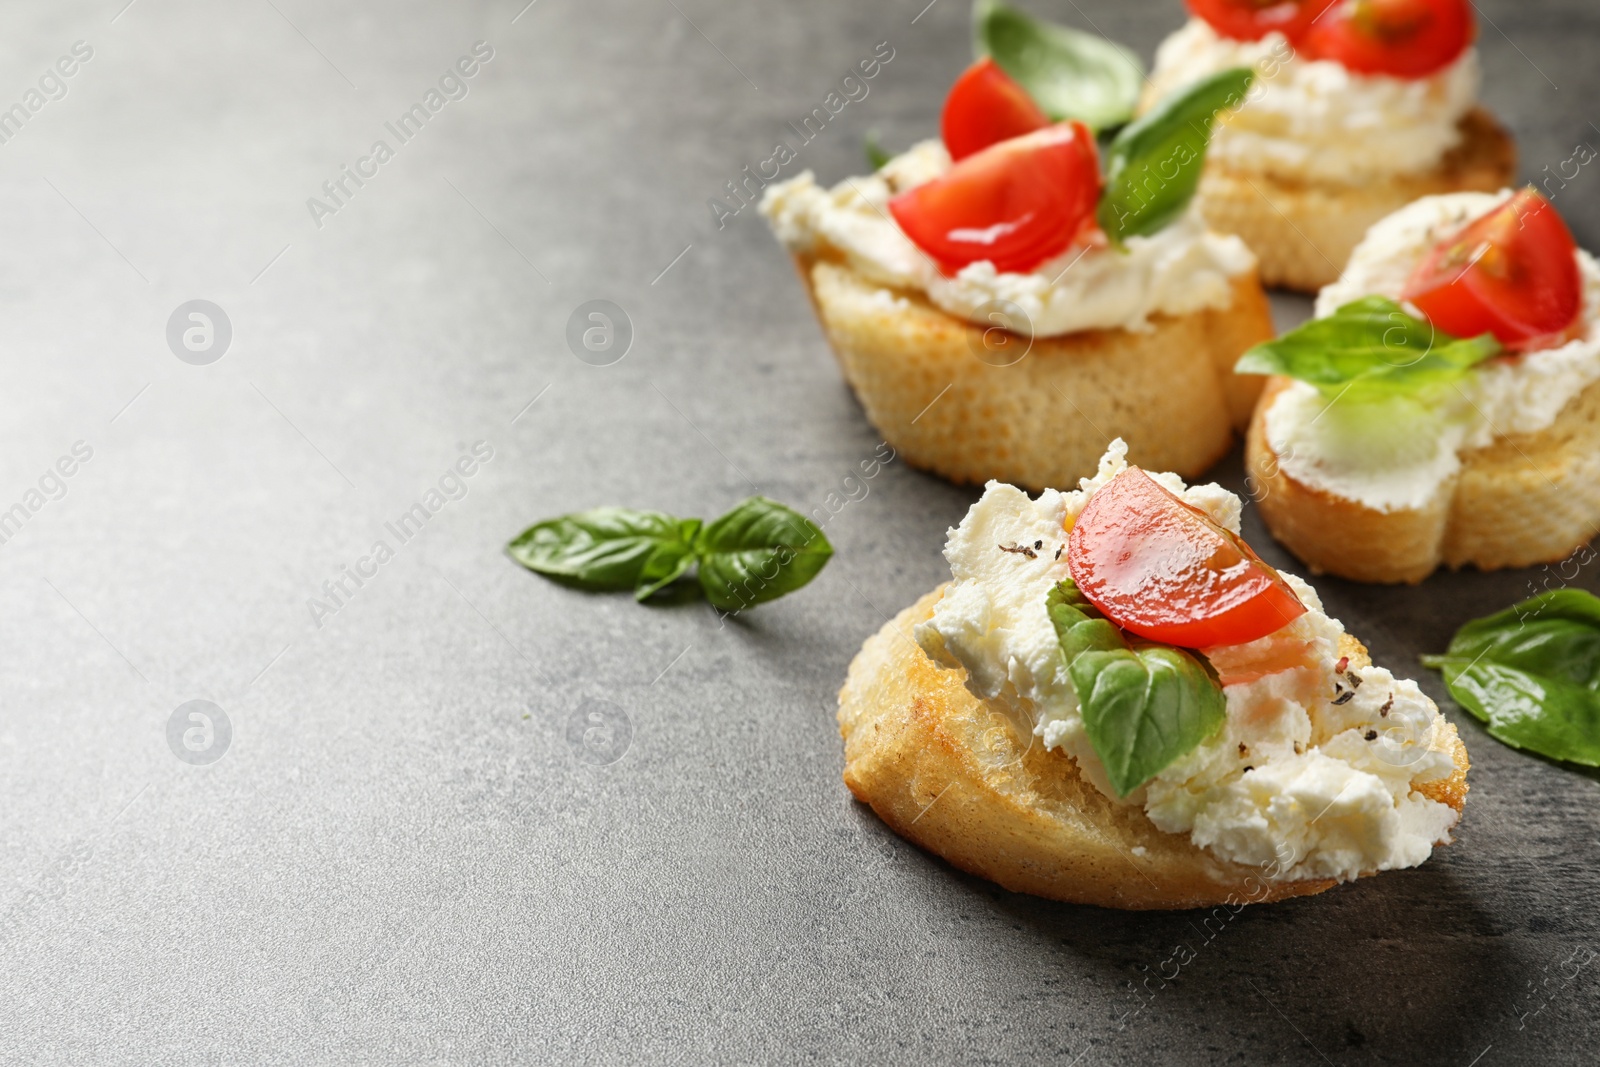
[506,509,699,593]
[1097,66,1254,244]
[509,497,832,610]
[1047,580,1227,797]
[974,0,1144,132]
[864,131,892,171]
[1236,296,1503,400]
[1423,590,1600,767]
[694,497,835,611]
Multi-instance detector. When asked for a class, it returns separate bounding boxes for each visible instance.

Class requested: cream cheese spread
[1265,191,1600,512]
[914,440,1460,883]
[759,139,1256,336]
[1147,18,1480,185]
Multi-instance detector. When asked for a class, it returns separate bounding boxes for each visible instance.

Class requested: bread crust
[796,256,1273,492]
[1247,376,1600,583]
[1194,108,1516,292]
[837,588,1468,910]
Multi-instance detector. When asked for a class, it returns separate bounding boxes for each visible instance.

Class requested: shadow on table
[946,852,1513,1065]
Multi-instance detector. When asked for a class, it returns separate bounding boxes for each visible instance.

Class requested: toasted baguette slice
[1247,376,1600,584]
[1195,108,1515,293]
[838,588,1468,910]
[796,255,1273,492]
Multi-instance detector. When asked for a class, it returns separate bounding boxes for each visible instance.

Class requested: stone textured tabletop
[2,1,1598,1063]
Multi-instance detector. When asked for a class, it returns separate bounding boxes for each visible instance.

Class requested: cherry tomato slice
[941,57,1050,162]
[889,121,1100,276]
[1185,0,1335,42]
[1067,468,1306,648]
[1301,0,1473,78]
[1402,189,1582,350]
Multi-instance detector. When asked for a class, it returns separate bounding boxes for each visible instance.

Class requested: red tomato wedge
[1301,0,1473,78]
[1401,189,1582,350]
[942,57,1050,162]
[1186,0,1335,42]
[889,121,1101,276]
[1067,468,1306,648]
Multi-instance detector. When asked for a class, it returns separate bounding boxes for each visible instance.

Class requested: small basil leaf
[1073,647,1228,797]
[1424,590,1600,767]
[1046,580,1122,658]
[1235,296,1502,400]
[635,519,704,602]
[695,497,833,612]
[1047,580,1227,796]
[864,131,892,170]
[1096,66,1254,243]
[508,508,687,592]
[974,0,1143,131]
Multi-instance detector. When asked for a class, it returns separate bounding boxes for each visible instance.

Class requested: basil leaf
[508,509,689,592]
[695,497,832,612]
[864,131,892,171]
[1236,296,1502,400]
[1047,580,1226,797]
[635,519,703,601]
[1095,66,1252,243]
[973,0,1143,132]
[1423,590,1600,766]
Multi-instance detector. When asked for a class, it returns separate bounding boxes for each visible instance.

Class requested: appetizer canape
[1244,189,1600,583]
[1145,0,1515,291]
[761,58,1274,491]
[838,441,1468,909]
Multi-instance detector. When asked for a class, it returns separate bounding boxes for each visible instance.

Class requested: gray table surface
[2,0,1597,1063]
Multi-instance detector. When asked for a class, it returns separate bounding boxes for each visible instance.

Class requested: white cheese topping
[758,139,1256,336]
[914,440,1460,884]
[1265,191,1600,512]
[1147,19,1480,184]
